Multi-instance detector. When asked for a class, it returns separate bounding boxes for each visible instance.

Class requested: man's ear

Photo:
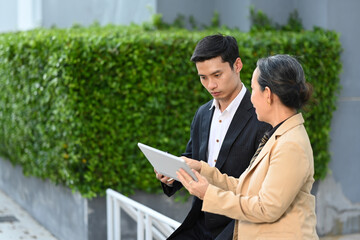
[234,57,243,72]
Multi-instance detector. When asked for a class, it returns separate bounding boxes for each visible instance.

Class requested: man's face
[196,56,242,108]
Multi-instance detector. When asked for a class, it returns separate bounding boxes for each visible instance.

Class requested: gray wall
[214,0,251,31]
[157,0,252,31]
[0,157,191,240]
[0,0,17,32]
[0,158,89,240]
[42,0,156,29]
[157,0,215,29]
[325,0,360,202]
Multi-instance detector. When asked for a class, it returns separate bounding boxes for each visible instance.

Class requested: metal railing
[106,189,181,240]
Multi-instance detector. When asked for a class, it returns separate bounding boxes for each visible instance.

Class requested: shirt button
[214,159,217,162]
[219,120,222,123]
[216,139,219,143]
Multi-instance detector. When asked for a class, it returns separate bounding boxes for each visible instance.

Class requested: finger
[176,171,186,187]
[180,156,191,165]
[192,169,201,176]
[176,168,187,181]
[166,178,175,184]
[156,173,164,180]
[183,157,192,165]
[177,169,192,186]
[154,169,164,180]
[193,170,202,180]
[161,176,172,183]
[192,169,206,183]
[178,168,192,182]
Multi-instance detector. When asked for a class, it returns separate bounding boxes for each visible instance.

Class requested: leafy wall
[0,25,342,197]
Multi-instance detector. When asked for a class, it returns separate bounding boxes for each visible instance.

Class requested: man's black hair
[190,34,240,69]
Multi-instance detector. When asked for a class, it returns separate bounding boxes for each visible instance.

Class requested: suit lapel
[200,107,214,162]
[215,90,253,170]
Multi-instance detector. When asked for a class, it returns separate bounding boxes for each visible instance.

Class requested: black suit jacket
[164,89,270,239]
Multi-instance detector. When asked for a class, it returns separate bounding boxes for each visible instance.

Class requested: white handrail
[106,189,181,240]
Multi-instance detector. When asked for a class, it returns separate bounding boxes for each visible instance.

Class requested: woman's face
[251,67,269,122]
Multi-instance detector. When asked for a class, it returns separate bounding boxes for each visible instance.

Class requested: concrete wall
[0,157,191,240]
[0,158,90,240]
[157,0,215,29]
[41,0,156,28]
[213,0,251,31]
[0,0,156,32]
[0,0,17,32]
[157,0,251,31]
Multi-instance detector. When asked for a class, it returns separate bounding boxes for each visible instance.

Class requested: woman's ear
[265,86,272,105]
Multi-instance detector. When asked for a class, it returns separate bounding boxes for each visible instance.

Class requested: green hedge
[0,25,342,197]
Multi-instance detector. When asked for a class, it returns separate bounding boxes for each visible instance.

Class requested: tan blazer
[200,113,318,240]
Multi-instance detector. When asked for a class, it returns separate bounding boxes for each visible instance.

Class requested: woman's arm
[177,158,240,199]
[202,141,311,223]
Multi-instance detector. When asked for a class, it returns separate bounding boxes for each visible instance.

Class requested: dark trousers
[168,215,214,240]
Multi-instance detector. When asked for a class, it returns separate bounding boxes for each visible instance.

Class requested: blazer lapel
[215,90,253,170]
[199,107,214,162]
[246,136,274,173]
[246,113,305,173]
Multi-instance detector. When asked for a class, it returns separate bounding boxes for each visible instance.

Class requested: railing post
[106,189,181,240]
[145,214,152,240]
[137,210,144,240]
[106,192,113,240]
[114,199,120,240]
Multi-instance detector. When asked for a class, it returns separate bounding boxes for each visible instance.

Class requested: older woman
[177,54,319,239]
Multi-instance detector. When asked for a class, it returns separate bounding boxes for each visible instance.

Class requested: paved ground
[0,189,58,240]
[0,188,359,240]
[321,235,360,240]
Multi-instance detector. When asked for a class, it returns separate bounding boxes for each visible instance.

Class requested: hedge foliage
[0,25,342,197]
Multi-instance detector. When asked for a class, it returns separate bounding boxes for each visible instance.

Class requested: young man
[155,34,270,240]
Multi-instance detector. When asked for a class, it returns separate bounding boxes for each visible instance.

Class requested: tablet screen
[138,142,198,182]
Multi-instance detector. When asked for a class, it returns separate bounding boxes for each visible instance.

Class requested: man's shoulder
[196,100,213,113]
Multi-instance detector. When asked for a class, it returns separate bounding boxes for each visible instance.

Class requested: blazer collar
[246,113,305,173]
[199,104,214,161]
[273,113,304,139]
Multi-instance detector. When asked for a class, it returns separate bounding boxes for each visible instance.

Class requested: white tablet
[138,142,198,182]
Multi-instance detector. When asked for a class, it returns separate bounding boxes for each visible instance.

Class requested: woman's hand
[176,168,209,200]
[180,156,202,172]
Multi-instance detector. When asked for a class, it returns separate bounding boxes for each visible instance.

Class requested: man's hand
[154,169,175,186]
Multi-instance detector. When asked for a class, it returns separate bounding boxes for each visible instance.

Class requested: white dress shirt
[207,84,246,167]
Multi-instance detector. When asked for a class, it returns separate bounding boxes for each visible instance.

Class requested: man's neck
[218,83,243,112]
